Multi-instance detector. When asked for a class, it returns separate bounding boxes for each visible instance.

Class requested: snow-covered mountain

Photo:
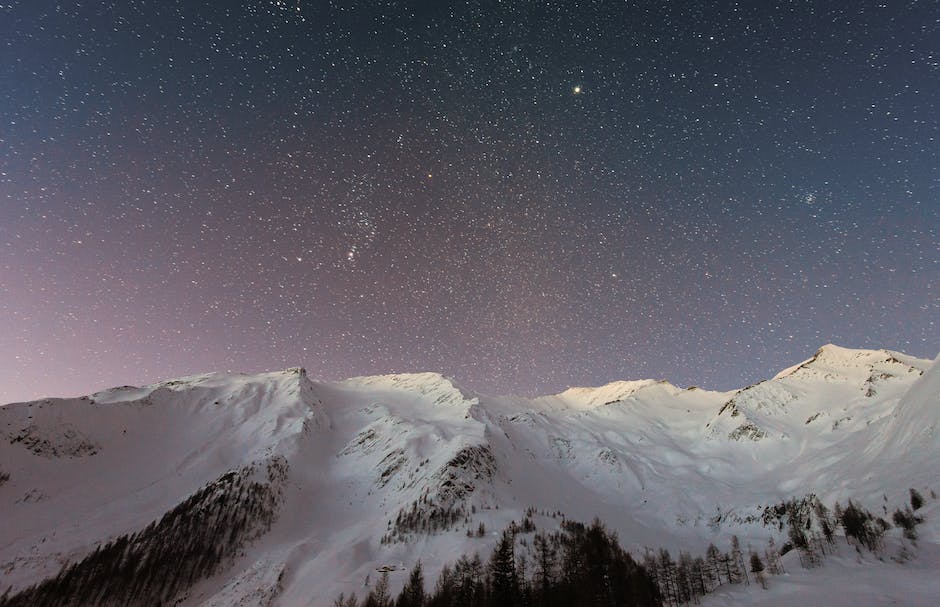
[1,345,938,605]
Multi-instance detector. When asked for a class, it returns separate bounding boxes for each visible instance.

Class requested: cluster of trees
[0,457,288,607]
[892,489,926,541]
[774,489,928,567]
[339,519,660,607]
[758,494,882,566]
[5,463,930,607]
[464,513,535,539]
[760,494,820,530]
[382,501,469,544]
[10,424,99,457]
[642,534,781,604]
[359,488,933,607]
[627,488,931,603]
[833,501,886,553]
[383,446,497,544]
[775,497,836,568]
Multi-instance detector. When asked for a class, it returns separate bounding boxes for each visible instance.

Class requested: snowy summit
[1,345,939,606]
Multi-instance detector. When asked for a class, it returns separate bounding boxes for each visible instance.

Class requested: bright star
[573,85,582,94]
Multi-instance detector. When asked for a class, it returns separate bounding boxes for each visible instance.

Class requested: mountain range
[1,344,938,605]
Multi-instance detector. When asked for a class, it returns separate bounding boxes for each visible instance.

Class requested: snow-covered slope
[1,346,937,605]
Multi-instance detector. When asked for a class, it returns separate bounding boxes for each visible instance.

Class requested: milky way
[1,1,938,403]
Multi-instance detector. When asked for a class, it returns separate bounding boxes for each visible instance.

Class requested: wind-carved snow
[774,344,923,383]
[0,346,937,606]
[550,379,675,409]
[705,381,798,441]
[341,372,479,410]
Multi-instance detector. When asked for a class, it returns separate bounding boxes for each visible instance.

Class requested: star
[0,1,935,404]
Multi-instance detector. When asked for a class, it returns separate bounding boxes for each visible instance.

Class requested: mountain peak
[3,349,938,605]
[341,372,478,408]
[550,379,678,409]
[772,344,921,381]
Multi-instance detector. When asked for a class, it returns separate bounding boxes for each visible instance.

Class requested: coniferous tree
[428,564,455,607]
[784,506,814,568]
[564,520,658,607]
[721,551,735,586]
[532,532,556,607]
[364,572,391,607]
[583,521,616,605]
[397,562,426,607]
[764,537,780,575]
[689,557,707,600]
[347,519,661,607]
[490,529,518,607]
[730,536,749,585]
[705,544,723,588]
[516,553,531,607]
[0,460,287,607]
[642,549,660,602]
[749,553,766,589]
[675,552,694,605]
[840,500,883,552]
[892,507,923,541]
[658,549,678,606]
[814,501,835,546]
[335,593,360,607]
[449,555,484,607]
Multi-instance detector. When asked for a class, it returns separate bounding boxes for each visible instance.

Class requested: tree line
[337,518,660,607]
[383,446,497,545]
[0,457,288,607]
[341,488,931,607]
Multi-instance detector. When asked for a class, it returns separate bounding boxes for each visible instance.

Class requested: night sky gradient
[1,1,938,403]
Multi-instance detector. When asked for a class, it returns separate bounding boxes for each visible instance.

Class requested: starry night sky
[1,1,938,403]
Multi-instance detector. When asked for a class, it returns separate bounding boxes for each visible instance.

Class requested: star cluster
[1,1,937,402]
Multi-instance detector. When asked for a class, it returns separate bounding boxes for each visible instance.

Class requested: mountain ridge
[1,344,937,605]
